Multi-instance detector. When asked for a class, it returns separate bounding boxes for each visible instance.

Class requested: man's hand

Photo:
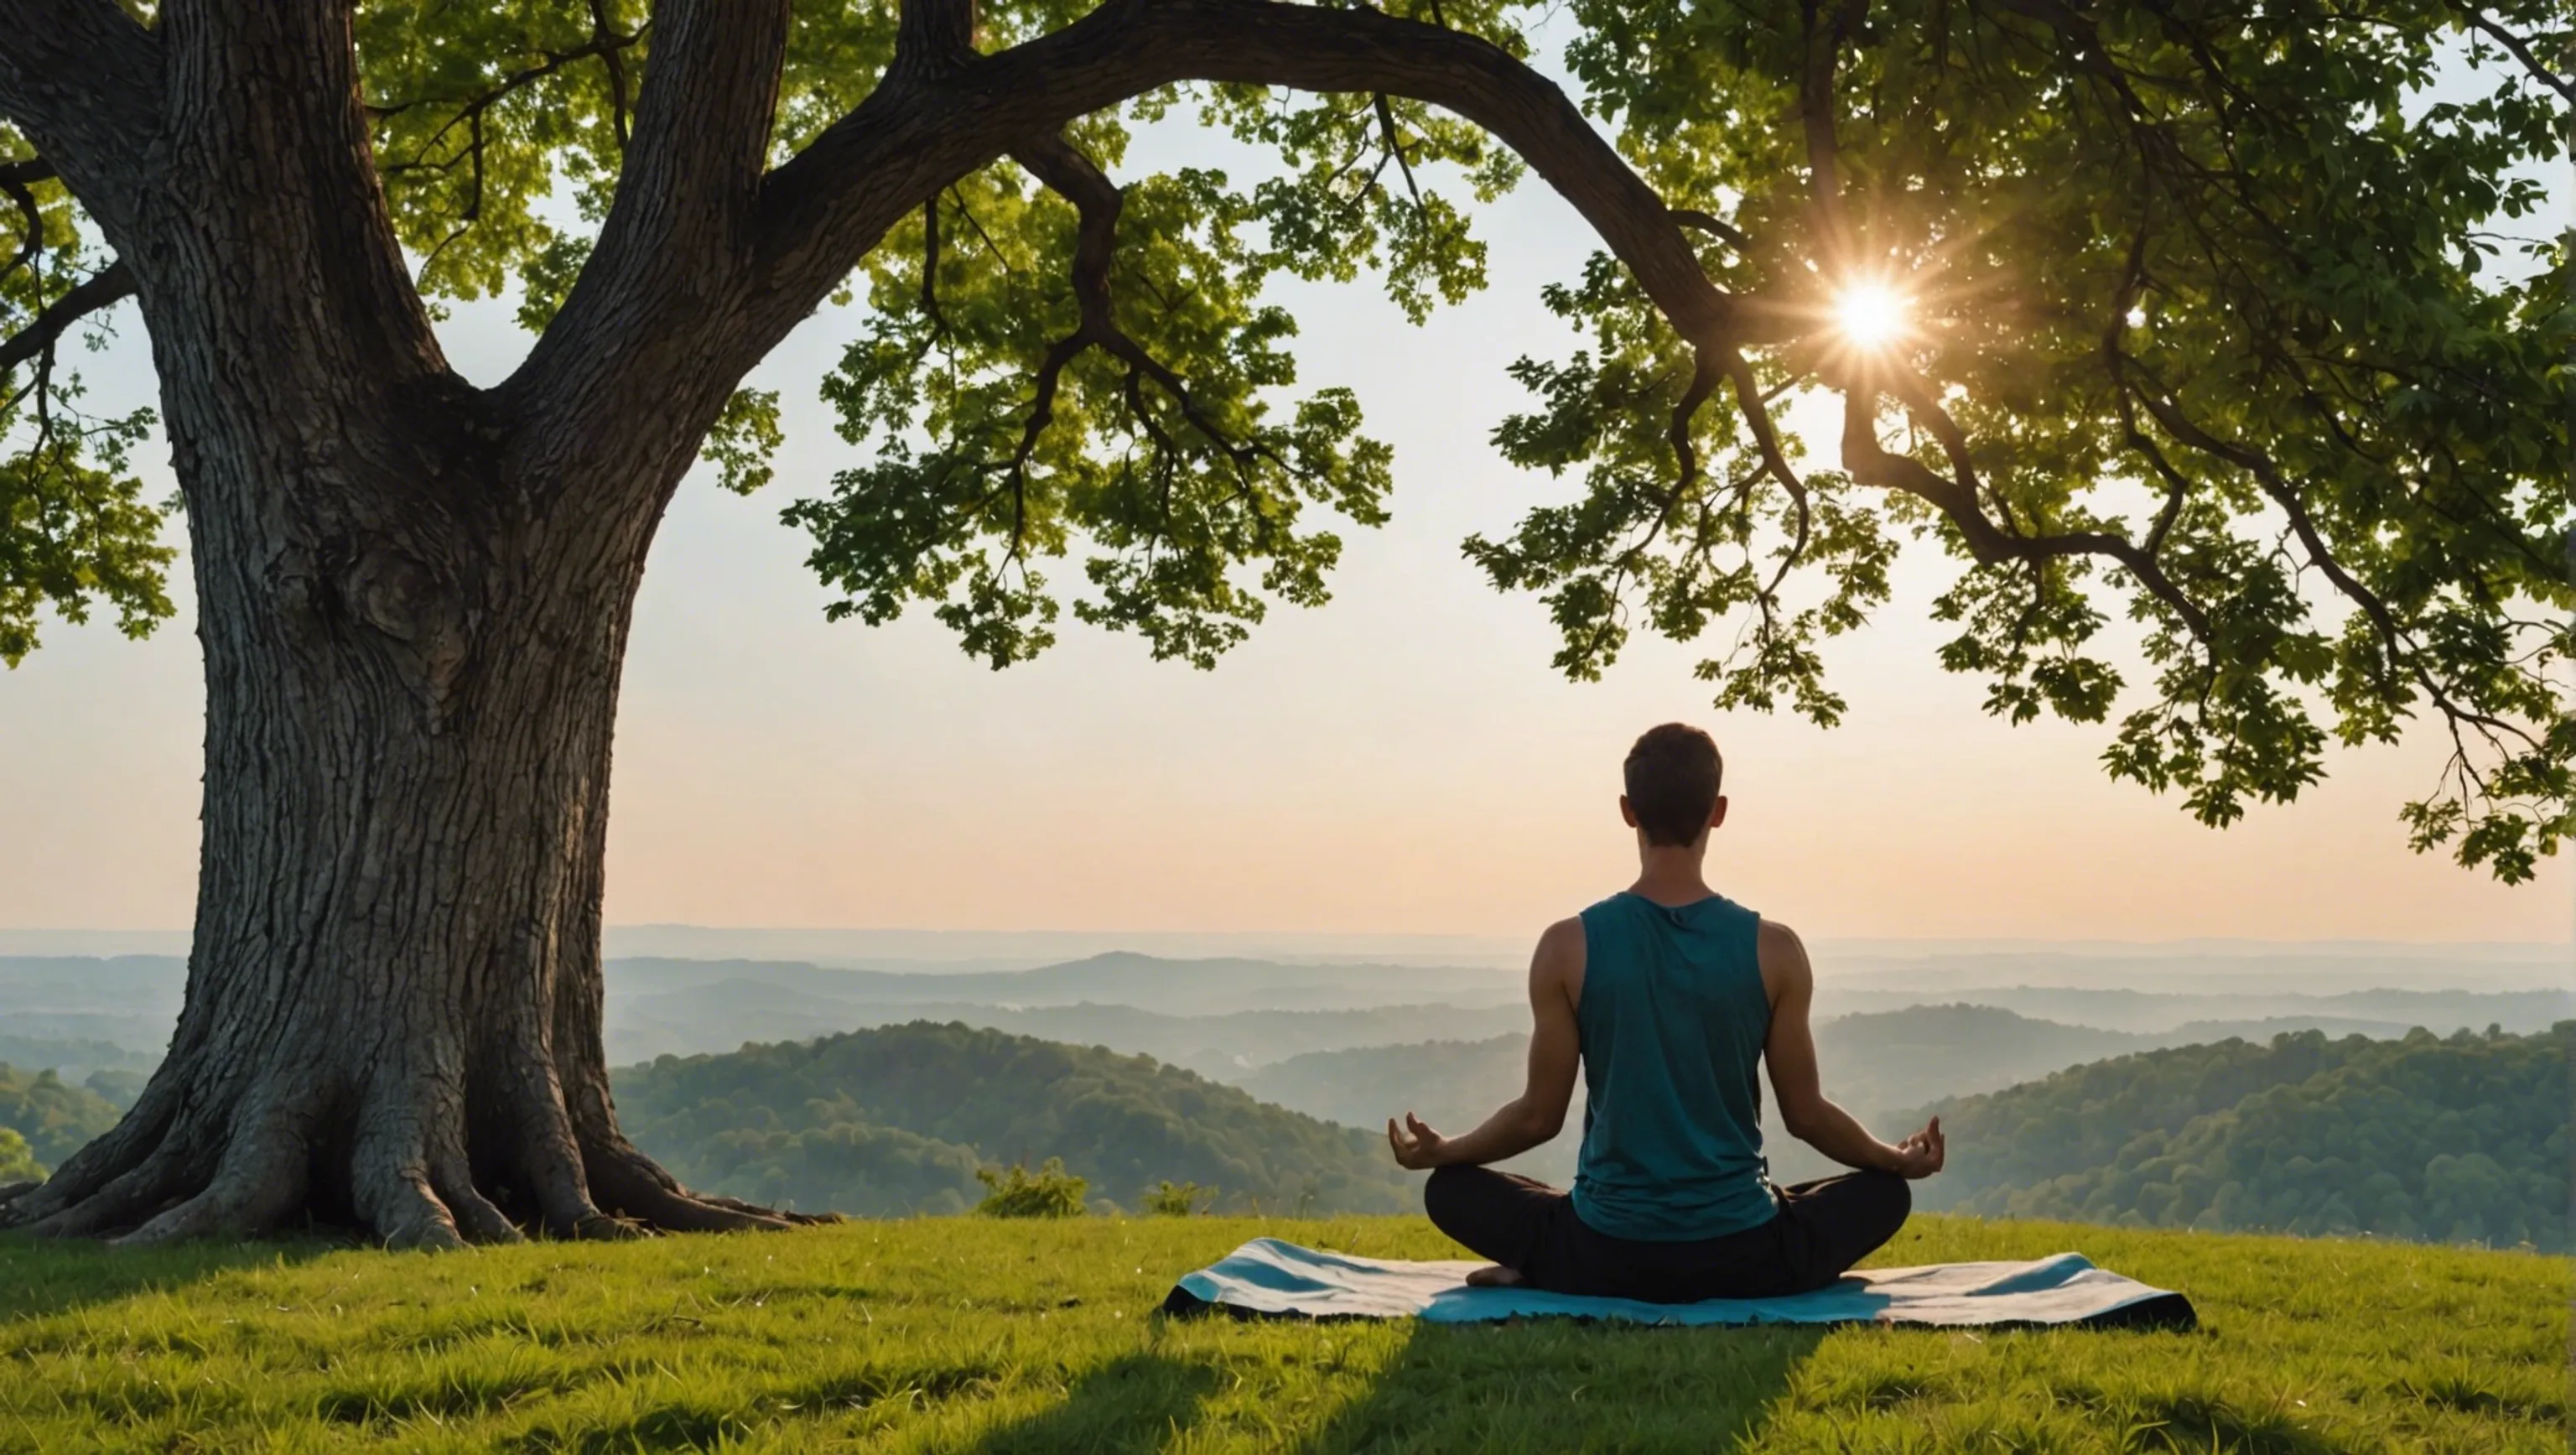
[1888,1116,1945,1178]
[1386,1112,1451,1171]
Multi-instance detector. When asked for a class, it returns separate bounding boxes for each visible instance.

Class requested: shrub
[0,1127,42,1183]
[974,1158,1088,1219]
[1142,1180,1213,1216]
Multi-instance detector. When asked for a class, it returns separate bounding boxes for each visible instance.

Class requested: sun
[1833,282,1910,351]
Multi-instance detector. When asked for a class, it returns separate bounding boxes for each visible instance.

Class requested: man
[1386,722,1944,1302]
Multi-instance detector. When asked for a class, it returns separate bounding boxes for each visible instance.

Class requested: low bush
[975,1157,1088,1218]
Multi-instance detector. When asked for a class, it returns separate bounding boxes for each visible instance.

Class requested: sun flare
[1834,283,1910,351]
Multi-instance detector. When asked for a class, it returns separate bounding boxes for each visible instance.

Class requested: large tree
[0,0,2563,1246]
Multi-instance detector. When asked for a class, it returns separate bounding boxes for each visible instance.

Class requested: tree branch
[1797,0,2197,625]
[127,4,457,392]
[2446,4,2573,104]
[512,0,1763,514]
[1838,388,2215,641]
[0,258,132,377]
[1011,131,1278,476]
[896,0,980,76]
[1372,92,1425,205]
[374,34,643,165]
[756,0,1746,356]
[0,157,43,284]
[593,0,790,270]
[1669,207,1751,252]
[587,0,636,147]
[1797,0,1871,272]
[0,0,159,241]
[504,0,794,491]
[2116,363,2545,756]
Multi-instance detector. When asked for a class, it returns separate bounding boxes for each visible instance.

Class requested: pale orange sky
[1,122,2566,946]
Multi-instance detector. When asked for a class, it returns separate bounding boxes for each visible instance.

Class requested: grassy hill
[1918,1025,2569,1250]
[615,1021,1416,1217]
[0,1214,2559,1452]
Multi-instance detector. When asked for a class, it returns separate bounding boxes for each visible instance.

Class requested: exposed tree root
[432,1146,526,1246]
[586,1137,841,1232]
[0,1061,817,1247]
[17,1141,201,1239]
[8,1086,179,1230]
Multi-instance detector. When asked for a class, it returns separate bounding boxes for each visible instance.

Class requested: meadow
[0,1214,2562,1452]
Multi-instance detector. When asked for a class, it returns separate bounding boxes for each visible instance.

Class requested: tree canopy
[5,0,2568,875]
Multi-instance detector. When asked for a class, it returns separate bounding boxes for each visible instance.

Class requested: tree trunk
[0,2,828,1248]
[0,372,805,1247]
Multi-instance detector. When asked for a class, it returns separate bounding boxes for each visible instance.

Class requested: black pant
[1424,1164,1911,1303]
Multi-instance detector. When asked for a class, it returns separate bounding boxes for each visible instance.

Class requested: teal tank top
[1568,891,1781,1241]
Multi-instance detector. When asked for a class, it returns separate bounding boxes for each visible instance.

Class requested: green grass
[0,1215,2562,1452]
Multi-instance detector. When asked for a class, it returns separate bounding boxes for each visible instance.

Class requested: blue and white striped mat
[1162,1238,2195,1329]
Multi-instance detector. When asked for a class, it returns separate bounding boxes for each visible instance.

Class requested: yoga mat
[1161,1238,2197,1330]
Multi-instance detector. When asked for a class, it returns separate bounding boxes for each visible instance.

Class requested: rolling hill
[607,987,1530,1073]
[1914,1023,2569,1249]
[614,1021,1417,1217]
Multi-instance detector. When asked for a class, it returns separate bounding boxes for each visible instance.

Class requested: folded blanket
[1161,1238,2196,1330]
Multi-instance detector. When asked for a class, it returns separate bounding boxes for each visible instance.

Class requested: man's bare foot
[1465,1265,1524,1288]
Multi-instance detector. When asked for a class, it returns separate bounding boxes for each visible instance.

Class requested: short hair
[1623,724,1724,847]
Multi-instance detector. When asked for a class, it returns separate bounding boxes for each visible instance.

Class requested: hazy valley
[3,940,2564,1245]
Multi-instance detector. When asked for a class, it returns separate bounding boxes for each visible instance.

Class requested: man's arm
[1387,917,1583,1170]
[1760,920,1945,1177]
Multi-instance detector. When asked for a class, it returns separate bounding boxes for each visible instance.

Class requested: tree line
[1915,1026,2568,1250]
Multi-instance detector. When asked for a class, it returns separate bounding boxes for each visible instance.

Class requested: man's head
[1620,724,1727,849]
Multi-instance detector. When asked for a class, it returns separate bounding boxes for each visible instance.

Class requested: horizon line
[3,923,2568,953]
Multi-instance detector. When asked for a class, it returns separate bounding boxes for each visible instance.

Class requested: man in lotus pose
[1387,722,1944,1301]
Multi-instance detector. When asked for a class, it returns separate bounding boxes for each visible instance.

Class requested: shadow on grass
[1292,1319,1828,1455]
[969,1351,1224,1455]
[0,1230,342,1324]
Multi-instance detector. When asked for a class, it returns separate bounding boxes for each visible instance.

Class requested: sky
[1,86,2568,949]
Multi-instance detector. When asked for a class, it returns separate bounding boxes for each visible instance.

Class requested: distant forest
[615,1021,1415,1217]
[1916,1025,2568,1250]
[0,1065,122,1174]
[5,1006,2563,1250]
